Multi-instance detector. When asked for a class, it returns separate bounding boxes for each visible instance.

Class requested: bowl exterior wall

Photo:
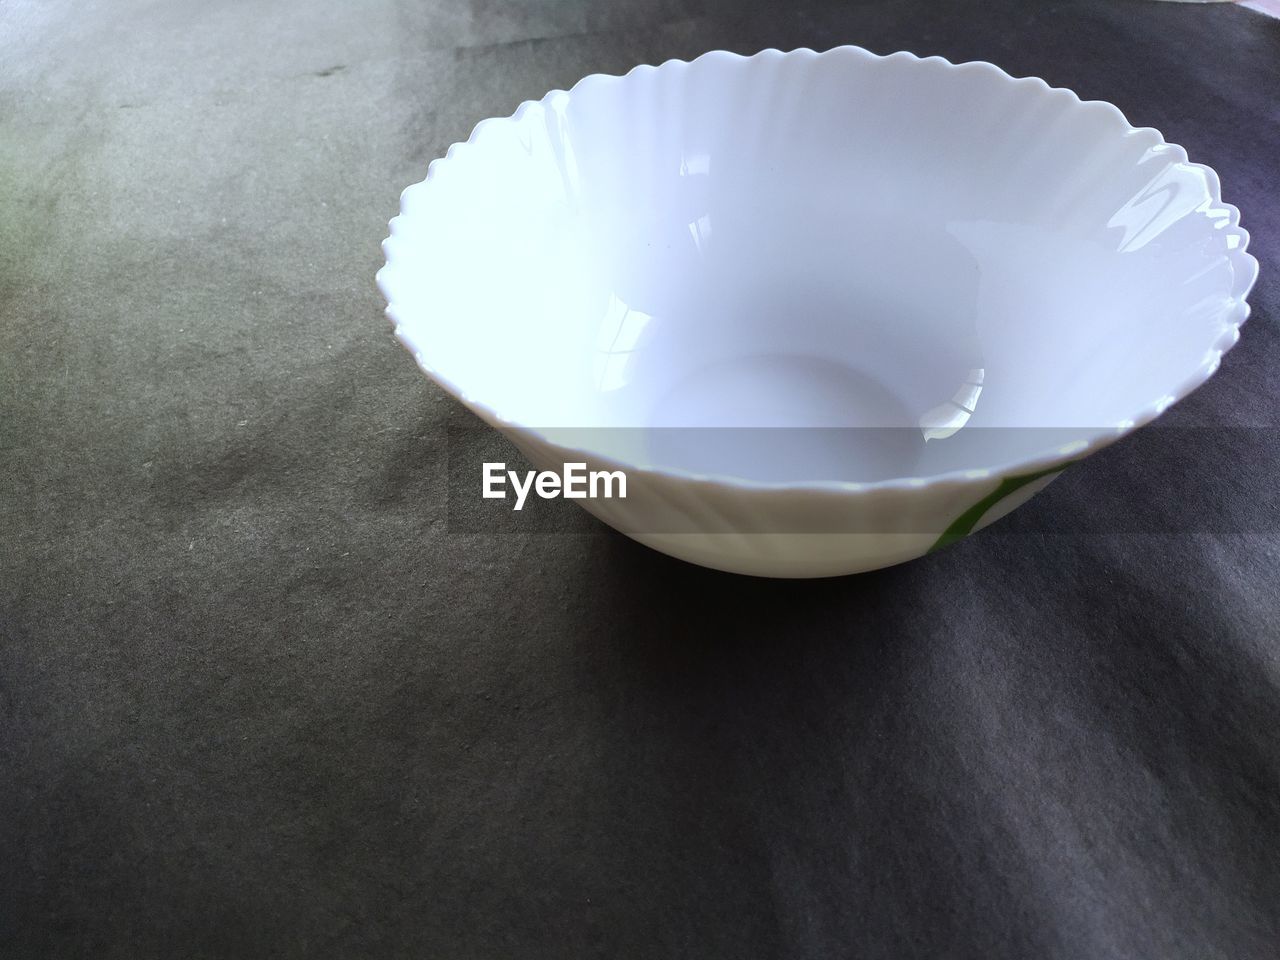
[509,427,1064,577]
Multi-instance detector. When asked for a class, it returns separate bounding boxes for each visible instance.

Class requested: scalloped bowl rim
[377,45,1259,495]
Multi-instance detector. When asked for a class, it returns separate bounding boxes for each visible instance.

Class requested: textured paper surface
[2,1,1278,957]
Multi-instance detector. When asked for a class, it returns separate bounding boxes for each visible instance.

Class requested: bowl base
[646,353,925,483]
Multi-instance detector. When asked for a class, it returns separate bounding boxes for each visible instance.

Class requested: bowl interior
[382,49,1252,484]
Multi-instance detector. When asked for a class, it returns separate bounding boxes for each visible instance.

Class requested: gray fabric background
[2,1,1278,957]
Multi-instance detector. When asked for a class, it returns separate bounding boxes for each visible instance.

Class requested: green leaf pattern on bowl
[929,463,1072,553]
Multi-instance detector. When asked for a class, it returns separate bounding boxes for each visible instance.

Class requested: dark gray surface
[3,1,1279,957]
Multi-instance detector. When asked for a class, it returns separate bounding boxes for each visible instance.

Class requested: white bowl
[377,46,1257,578]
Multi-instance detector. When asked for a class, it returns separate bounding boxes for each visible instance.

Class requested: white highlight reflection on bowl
[378,46,1257,578]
